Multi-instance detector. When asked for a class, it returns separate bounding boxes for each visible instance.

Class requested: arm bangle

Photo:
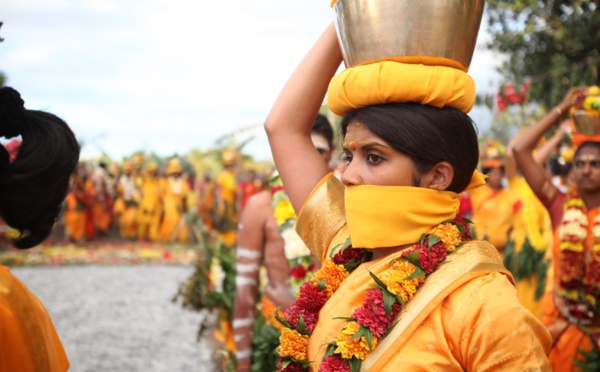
[555,106,563,116]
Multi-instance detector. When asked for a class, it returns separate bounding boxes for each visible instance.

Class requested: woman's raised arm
[264,23,343,214]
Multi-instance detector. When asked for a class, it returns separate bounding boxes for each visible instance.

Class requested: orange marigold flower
[312,259,349,296]
[278,328,309,361]
[334,321,378,360]
[430,223,462,252]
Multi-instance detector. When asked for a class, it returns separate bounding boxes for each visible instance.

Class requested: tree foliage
[486,0,600,109]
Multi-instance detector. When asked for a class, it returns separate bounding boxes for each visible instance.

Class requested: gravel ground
[12,266,218,372]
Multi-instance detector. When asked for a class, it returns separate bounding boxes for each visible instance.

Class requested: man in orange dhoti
[514,86,600,371]
[265,22,551,371]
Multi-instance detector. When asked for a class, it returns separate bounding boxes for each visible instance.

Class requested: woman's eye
[366,154,383,164]
[340,152,352,164]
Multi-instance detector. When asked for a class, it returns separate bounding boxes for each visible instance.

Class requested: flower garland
[557,187,600,326]
[275,216,472,372]
[271,175,316,293]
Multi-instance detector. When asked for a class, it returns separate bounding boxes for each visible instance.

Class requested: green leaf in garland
[350,326,368,341]
[368,270,388,291]
[455,222,466,235]
[342,236,353,250]
[322,342,338,360]
[365,329,374,350]
[381,320,399,340]
[329,241,344,258]
[406,266,426,280]
[297,313,307,334]
[428,235,442,248]
[317,280,327,291]
[281,359,291,369]
[333,316,355,321]
[463,217,474,225]
[382,288,401,315]
[404,251,421,267]
[349,357,362,372]
[274,307,293,329]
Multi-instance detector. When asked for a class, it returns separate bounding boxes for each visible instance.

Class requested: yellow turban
[327,61,476,116]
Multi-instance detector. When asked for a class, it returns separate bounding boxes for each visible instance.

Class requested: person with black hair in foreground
[0,86,79,371]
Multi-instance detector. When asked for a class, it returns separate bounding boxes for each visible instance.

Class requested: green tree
[486,0,600,109]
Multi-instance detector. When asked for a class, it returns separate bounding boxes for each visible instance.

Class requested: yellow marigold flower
[379,261,424,302]
[334,321,378,360]
[278,328,309,361]
[312,259,349,296]
[274,199,297,226]
[430,223,462,252]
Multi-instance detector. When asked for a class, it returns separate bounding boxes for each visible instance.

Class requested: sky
[2,0,502,162]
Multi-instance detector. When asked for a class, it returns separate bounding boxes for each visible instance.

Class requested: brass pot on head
[333,0,486,70]
[573,110,600,136]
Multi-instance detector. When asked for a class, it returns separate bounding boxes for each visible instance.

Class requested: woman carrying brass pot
[264,11,551,372]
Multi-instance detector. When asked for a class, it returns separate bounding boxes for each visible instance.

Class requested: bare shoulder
[241,191,273,221]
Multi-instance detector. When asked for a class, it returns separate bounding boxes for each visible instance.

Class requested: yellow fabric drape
[0,266,69,372]
[345,185,459,249]
[327,61,476,116]
[296,174,551,371]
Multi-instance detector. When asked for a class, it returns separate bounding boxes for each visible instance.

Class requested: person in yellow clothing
[264,20,551,372]
[503,125,571,319]
[513,86,600,371]
[137,161,163,241]
[113,161,140,240]
[0,86,79,371]
[159,157,191,243]
[213,150,240,247]
[468,141,520,256]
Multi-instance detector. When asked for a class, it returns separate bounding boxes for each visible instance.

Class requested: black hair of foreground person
[0,86,80,248]
[341,102,479,193]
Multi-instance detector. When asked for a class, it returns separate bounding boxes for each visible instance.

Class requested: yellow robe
[214,170,238,246]
[0,266,69,372]
[296,174,552,371]
[137,175,163,241]
[507,177,553,319]
[470,184,517,253]
[159,177,190,243]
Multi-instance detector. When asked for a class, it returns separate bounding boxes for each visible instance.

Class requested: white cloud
[2,0,501,161]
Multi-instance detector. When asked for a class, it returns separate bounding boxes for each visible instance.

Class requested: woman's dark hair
[312,113,334,146]
[0,87,80,248]
[341,102,479,193]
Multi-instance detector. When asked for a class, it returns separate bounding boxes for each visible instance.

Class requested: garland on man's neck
[275,216,473,372]
[557,187,600,326]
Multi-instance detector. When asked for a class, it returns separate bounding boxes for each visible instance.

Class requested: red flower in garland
[320,354,351,372]
[414,239,448,274]
[453,214,472,240]
[276,360,304,372]
[362,288,402,316]
[352,306,389,338]
[296,281,329,312]
[333,246,367,265]
[290,264,308,279]
[284,303,320,332]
